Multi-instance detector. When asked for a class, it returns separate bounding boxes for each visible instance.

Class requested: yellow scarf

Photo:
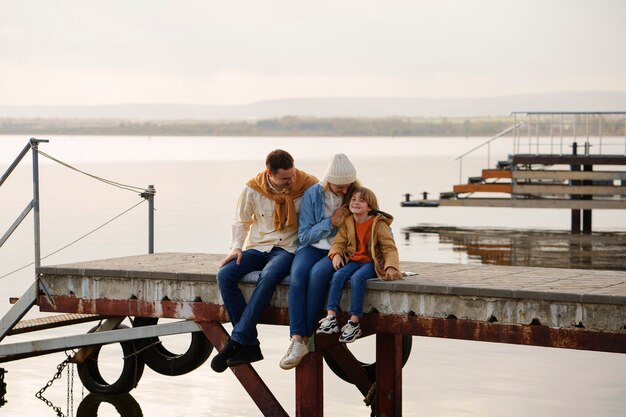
[247,169,318,231]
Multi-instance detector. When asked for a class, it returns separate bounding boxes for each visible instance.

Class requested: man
[211,149,318,372]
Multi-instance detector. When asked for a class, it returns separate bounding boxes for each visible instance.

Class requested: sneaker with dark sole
[339,320,362,343]
[316,315,339,334]
[226,344,264,367]
[211,338,242,373]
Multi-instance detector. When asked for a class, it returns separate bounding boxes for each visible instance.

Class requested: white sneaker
[279,339,310,370]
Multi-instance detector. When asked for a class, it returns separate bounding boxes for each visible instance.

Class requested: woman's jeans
[326,261,376,318]
[288,246,336,337]
[217,247,294,346]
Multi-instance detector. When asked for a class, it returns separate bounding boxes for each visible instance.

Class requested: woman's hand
[330,205,348,227]
[384,267,401,281]
[331,254,344,270]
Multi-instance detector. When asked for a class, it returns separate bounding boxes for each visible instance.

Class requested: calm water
[0,135,625,416]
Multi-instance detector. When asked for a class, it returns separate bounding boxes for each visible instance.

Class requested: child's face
[349,192,371,215]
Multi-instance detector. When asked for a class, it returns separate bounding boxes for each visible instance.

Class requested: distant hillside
[1,91,625,120]
[0,116,516,137]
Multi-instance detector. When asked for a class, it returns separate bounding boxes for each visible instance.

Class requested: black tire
[76,393,143,417]
[132,317,213,376]
[323,335,413,384]
[77,324,145,395]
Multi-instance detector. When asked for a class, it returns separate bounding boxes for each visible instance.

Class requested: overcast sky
[1,0,625,106]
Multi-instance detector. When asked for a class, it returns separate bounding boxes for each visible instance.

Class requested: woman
[279,153,359,370]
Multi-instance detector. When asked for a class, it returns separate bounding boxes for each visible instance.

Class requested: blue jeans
[326,261,376,318]
[217,247,294,346]
[288,247,336,337]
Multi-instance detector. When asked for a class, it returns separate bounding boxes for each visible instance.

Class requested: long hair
[342,179,362,205]
[351,186,379,212]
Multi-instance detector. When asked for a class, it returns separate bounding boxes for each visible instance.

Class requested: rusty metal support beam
[40,297,626,354]
[376,333,403,417]
[361,314,626,354]
[38,296,230,322]
[197,321,289,417]
[321,342,373,396]
[296,351,324,417]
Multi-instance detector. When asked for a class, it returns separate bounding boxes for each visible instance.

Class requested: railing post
[30,138,48,270]
[147,185,155,254]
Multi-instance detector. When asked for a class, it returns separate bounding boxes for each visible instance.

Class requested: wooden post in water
[296,352,324,417]
[582,164,593,234]
[376,333,403,417]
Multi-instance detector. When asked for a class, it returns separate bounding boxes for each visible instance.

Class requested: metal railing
[1,139,156,281]
[511,112,626,156]
[0,138,48,269]
[454,123,523,184]
[454,112,626,184]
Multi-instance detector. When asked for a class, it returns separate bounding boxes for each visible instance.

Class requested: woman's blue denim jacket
[297,183,338,250]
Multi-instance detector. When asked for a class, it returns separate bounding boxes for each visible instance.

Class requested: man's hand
[384,267,401,281]
[330,205,348,227]
[220,248,243,268]
[331,254,344,270]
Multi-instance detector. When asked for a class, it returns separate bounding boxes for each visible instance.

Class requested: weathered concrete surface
[37,252,626,333]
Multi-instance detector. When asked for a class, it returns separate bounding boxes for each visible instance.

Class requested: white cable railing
[0,139,156,281]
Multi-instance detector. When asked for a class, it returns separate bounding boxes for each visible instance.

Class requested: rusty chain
[35,351,76,417]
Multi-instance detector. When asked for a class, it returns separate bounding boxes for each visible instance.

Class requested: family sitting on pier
[211,150,401,373]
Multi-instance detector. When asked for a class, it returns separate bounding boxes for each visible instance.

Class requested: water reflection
[402,226,626,270]
[76,393,143,417]
[0,368,6,408]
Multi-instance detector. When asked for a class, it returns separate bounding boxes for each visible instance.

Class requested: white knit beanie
[324,153,357,185]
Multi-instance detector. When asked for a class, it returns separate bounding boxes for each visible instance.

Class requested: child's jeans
[326,261,376,317]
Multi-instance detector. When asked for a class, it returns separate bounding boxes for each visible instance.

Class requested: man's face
[268,167,296,191]
[328,183,351,197]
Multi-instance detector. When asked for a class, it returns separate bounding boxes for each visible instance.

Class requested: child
[316,187,401,343]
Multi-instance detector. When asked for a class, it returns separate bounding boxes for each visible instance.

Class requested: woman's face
[328,182,351,197]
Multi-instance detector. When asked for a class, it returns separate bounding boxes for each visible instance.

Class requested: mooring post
[570,142,581,234]
[376,333,403,417]
[296,352,324,417]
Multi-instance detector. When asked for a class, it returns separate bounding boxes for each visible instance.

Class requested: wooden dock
[2,252,624,416]
[402,111,626,234]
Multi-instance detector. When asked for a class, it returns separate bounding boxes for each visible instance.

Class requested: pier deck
[36,252,625,348]
[29,253,626,416]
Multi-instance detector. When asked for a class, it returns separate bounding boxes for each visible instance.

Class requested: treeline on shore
[0,116,517,137]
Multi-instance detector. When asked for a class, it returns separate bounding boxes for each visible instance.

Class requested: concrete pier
[32,252,626,417]
[37,252,626,337]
